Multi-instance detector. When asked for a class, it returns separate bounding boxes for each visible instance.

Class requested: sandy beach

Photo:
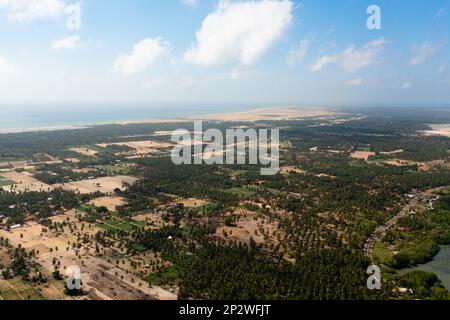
[0,125,88,134]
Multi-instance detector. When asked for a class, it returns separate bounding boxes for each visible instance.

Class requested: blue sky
[0,0,449,107]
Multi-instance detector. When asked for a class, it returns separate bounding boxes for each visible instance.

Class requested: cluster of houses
[0,198,66,232]
[0,210,22,231]
[404,192,439,209]
[0,214,22,232]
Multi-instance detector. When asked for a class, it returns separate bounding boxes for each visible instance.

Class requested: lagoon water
[0,103,259,133]
[401,245,450,290]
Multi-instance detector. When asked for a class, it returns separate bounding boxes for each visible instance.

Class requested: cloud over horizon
[184,0,293,66]
[114,38,169,75]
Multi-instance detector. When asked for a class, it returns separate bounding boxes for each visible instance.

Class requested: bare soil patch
[0,209,176,300]
[215,211,280,246]
[177,198,208,208]
[97,140,173,155]
[88,196,127,212]
[0,171,53,193]
[69,147,99,157]
[280,166,307,175]
[350,151,376,161]
[53,175,137,194]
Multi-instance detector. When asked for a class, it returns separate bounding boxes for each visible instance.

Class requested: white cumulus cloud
[184,0,293,66]
[114,38,168,76]
[0,0,67,23]
[311,38,388,73]
[51,35,82,50]
[409,41,439,65]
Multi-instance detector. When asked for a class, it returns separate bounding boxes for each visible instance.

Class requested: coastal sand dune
[421,124,450,138]
[187,107,335,122]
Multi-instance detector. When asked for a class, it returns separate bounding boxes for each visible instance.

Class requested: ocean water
[0,103,260,132]
[400,245,450,290]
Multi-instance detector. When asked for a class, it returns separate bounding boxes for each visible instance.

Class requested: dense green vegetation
[0,188,82,224]
[375,194,450,269]
[178,242,389,300]
[1,107,450,300]
[395,271,450,300]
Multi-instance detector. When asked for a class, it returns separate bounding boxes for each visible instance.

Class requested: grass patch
[20,288,45,300]
[0,157,28,162]
[225,185,258,198]
[65,152,98,163]
[97,217,144,233]
[77,204,96,212]
[0,288,22,300]
[356,144,372,152]
[131,243,146,253]
[80,144,108,153]
[0,278,45,300]
[373,240,392,263]
[147,265,181,286]
[0,175,15,187]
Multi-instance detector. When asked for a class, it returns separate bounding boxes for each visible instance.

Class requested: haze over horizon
[0,0,450,106]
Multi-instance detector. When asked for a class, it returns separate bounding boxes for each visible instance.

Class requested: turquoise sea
[0,103,261,132]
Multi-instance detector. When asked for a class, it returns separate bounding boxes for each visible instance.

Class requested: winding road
[364,197,418,259]
[364,186,447,259]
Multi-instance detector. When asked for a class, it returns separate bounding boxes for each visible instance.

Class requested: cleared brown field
[97,140,173,155]
[88,196,127,212]
[53,175,137,194]
[280,166,307,175]
[177,198,208,208]
[419,160,450,172]
[215,212,280,246]
[0,171,53,193]
[382,158,423,167]
[69,147,99,157]
[133,212,166,228]
[0,209,176,300]
[350,151,376,161]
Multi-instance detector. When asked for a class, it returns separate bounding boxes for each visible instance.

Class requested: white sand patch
[190,107,335,122]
